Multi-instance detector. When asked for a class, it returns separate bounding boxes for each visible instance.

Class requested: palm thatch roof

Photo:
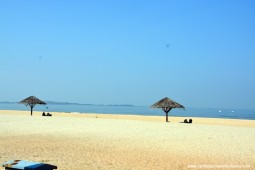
[151,97,185,109]
[19,96,46,106]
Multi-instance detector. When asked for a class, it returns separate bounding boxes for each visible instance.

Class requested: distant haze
[0,1,254,109]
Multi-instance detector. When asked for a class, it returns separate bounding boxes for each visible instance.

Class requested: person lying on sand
[42,112,52,116]
[179,119,192,123]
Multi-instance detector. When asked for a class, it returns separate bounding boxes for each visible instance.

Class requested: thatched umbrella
[151,97,185,122]
[19,96,46,116]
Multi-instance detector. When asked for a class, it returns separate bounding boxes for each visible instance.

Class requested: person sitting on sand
[42,112,46,116]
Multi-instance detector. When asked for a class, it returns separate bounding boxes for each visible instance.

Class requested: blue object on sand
[2,160,57,170]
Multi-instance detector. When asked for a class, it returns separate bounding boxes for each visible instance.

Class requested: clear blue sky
[0,0,255,109]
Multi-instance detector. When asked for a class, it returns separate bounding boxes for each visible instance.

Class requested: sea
[0,103,254,120]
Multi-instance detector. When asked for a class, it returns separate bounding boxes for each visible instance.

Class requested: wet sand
[0,110,254,170]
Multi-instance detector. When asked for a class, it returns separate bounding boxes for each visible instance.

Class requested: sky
[0,0,255,109]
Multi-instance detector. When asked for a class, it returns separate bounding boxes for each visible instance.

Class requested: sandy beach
[0,110,254,170]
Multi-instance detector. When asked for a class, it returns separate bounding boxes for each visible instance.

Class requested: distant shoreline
[0,103,255,120]
[1,101,254,110]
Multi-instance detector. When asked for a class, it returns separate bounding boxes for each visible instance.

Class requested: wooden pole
[30,106,33,116]
[162,107,172,122]
[29,104,35,116]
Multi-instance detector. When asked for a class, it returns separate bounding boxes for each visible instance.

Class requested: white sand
[0,110,255,170]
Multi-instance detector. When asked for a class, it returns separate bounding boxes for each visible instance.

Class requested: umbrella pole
[29,104,35,116]
[163,108,172,122]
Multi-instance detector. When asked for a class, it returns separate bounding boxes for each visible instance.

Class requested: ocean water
[0,103,254,120]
